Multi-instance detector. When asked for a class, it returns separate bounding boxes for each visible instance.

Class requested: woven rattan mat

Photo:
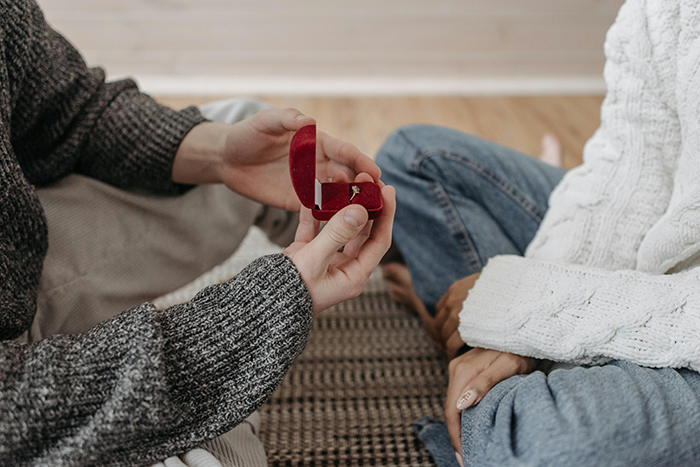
[259,271,447,466]
[154,227,448,466]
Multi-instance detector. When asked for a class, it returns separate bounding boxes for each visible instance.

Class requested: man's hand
[434,273,480,358]
[172,108,380,211]
[284,173,396,314]
[446,348,536,457]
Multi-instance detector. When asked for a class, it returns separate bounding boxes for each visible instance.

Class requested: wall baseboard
[114,75,606,96]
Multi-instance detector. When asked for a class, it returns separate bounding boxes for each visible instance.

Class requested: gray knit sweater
[0,0,313,465]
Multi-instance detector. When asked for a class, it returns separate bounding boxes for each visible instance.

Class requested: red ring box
[289,125,383,221]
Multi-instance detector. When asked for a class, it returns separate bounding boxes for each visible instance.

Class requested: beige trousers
[32,98,294,467]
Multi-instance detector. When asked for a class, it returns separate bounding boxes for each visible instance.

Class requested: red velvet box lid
[289,125,383,221]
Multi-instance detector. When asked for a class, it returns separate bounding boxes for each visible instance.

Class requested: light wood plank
[156,96,603,168]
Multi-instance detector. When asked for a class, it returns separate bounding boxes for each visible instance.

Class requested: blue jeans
[376,125,564,314]
[376,125,700,467]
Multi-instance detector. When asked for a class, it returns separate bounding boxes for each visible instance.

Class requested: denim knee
[377,125,491,178]
[376,125,422,176]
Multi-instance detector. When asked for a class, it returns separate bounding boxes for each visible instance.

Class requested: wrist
[172,121,229,185]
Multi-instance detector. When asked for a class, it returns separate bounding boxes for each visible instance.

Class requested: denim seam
[412,150,545,223]
[429,179,483,272]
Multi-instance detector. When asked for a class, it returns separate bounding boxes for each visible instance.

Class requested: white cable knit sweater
[458,0,700,371]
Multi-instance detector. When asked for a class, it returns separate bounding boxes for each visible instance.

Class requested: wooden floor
[157,96,605,168]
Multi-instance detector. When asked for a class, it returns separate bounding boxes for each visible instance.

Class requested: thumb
[311,205,369,265]
[272,108,315,133]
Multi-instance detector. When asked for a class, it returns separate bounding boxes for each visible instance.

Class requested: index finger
[317,132,381,182]
[354,184,396,270]
[446,360,477,454]
[294,206,319,244]
[445,349,501,454]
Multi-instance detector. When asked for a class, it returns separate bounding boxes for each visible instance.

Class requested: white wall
[37,0,624,95]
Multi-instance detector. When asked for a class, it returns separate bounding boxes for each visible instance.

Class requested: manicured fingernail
[456,389,478,410]
[344,208,365,228]
[455,452,464,467]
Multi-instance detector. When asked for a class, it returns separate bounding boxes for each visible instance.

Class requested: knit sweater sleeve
[458,1,690,368]
[0,254,313,466]
[524,0,681,269]
[5,0,206,193]
[458,255,700,370]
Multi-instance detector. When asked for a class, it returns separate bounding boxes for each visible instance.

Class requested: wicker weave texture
[260,272,447,466]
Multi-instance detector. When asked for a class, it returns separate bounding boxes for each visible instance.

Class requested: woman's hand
[284,173,396,314]
[173,109,381,212]
[433,273,480,358]
[446,348,537,457]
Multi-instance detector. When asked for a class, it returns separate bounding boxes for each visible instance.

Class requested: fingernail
[456,389,478,410]
[295,114,311,120]
[455,452,464,467]
[344,208,365,228]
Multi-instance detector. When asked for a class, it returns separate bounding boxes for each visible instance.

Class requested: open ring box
[289,125,383,221]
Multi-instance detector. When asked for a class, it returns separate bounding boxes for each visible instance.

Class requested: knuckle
[326,227,353,245]
[516,357,531,374]
[448,358,460,372]
[517,361,528,374]
[503,354,524,373]
[505,361,519,376]
[480,373,496,388]
[455,360,470,374]
[283,108,300,121]
[338,142,351,158]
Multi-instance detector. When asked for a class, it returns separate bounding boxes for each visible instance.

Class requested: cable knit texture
[459,0,700,370]
[0,0,315,464]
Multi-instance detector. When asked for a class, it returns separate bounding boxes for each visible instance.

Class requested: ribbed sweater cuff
[135,105,207,194]
[105,97,206,194]
[457,256,545,356]
[80,84,208,194]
